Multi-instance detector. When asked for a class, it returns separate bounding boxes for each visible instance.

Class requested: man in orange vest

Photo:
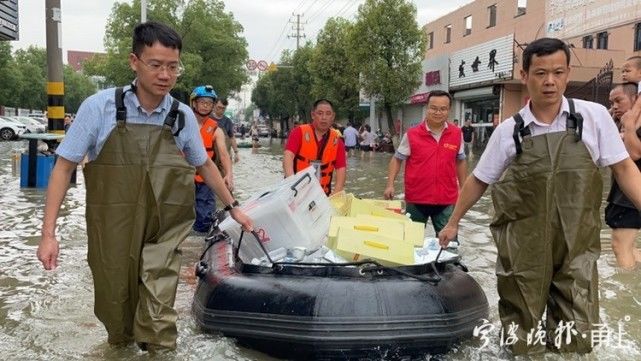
[190,85,233,233]
[283,99,346,195]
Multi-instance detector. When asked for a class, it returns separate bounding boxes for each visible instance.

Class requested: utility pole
[141,0,147,23]
[288,13,306,50]
[45,0,64,134]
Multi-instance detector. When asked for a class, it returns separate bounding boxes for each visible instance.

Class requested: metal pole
[141,0,147,23]
[369,98,376,130]
[45,0,64,134]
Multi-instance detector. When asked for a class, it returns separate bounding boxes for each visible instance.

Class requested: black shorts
[605,203,641,229]
[360,145,372,152]
[345,145,357,151]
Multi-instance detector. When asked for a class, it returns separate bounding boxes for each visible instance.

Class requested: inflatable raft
[192,227,489,360]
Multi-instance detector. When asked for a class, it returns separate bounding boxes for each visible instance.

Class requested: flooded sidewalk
[0,139,639,360]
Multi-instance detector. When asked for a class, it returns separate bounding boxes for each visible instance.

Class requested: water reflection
[0,139,639,360]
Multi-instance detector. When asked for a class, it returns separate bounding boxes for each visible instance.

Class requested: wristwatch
[223,200,240,212]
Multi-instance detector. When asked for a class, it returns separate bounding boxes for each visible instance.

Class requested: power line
[307,0,337,25]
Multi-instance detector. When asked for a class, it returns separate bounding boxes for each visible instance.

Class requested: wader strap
[512,112,531,155]
[115,87,128,124]
[567,98,583,142]
[164,99,185,137]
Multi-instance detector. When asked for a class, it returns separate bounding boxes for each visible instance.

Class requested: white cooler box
[219,167,335,263]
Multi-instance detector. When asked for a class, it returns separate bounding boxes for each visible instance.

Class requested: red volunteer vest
[404,123,462,205]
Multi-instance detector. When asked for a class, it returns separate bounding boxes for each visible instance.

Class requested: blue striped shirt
[56,85,207,167]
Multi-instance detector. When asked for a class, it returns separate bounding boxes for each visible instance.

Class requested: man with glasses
[190,85,233,234]
[36,21,252,352]
[384,90,467,240]
[212,97,240,163]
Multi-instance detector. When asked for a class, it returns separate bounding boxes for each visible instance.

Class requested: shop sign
[425,71,441,86]
[410,92,429,104]
[449,34,514,88]
[546,0,641,39]
[0,0,19,41]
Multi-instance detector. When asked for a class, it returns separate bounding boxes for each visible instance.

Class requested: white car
[257,124,270,137]
[6,116,46,134]
[0,116,27,140]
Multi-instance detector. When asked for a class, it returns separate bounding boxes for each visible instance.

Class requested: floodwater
[0,138,640,361]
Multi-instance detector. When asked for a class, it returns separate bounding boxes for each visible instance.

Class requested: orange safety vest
[294,124,339,195]
[195,117,218,183]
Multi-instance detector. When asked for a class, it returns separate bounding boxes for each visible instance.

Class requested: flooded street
[1,138,640,361]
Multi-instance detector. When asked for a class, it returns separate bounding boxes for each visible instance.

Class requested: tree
[13,46,48,111]
[63,65,98,113]
[0,42,21,107]
[83,0,249,98]
[290,43,315,123]
[351,0,425,135]
[310,18,361,124]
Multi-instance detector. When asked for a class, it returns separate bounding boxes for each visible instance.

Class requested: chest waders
[83,88,194,349]
[490,100,601,355]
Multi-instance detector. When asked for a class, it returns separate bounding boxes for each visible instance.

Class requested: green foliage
[84,0,249,97]
[291,43,315,122]
[0,42,21,106]
[13,47,48,110]
[63,65,98,113]
[351,0,426,134]
[310,18,361,124]
[0,44,97,113]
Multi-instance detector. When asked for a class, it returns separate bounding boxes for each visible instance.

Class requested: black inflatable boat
[192,228,489,360]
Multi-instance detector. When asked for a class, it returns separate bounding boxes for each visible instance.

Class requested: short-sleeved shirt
[212,115,234,138]
[57,84,207,167]
[343,126,359,147]
[395,122,466,161]
[473,97,628,185]
[285,125,347,169]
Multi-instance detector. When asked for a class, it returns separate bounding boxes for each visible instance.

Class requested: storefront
[449,34,514,145]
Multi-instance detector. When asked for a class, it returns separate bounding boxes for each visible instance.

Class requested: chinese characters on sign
[449,34,514,88]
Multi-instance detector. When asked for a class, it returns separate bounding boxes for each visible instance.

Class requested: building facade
[415,0,641,142]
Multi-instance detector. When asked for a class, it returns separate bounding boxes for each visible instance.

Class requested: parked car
[257,124,270,137]
[6,116,46,134]
[0,116,27,140]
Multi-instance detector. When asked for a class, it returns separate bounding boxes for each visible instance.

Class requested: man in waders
[36,22,252,352]
[283,99,346,195]
[439,38,641,355]
[190,85,233,233]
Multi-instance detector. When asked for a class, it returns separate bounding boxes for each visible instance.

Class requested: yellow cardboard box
[327,215,404,249]
[334,227,415,266]
[348,195,408,220]
[361,199,404,213]
[328,191,349,216]
[354,214,425,247]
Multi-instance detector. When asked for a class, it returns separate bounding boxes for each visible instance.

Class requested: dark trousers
[194,182,216,232]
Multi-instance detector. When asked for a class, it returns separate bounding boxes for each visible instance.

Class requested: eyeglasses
[196,99,215,107]
[135,55,184,76]
[428,106,449,114]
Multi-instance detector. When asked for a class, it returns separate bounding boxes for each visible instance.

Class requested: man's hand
[234,152,240,163]
[230,207,253,232]
[438,223,458,248]
[383,185,395,200]
[37,235,59,270]
[224,174,234,192]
